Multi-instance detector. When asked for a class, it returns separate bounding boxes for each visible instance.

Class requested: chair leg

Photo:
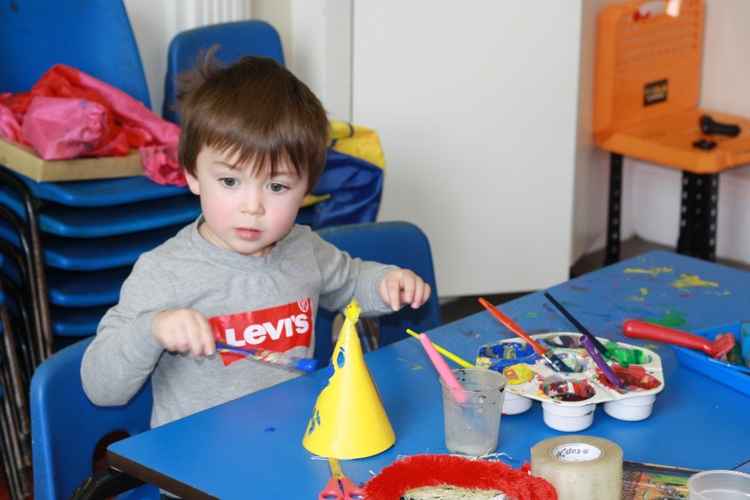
[677,172,718,261]
[71,467,145,500]
[604,153,623,265]
[0,307,29,439]
[0,242,37,376]
[0,204,50,367]
[0,169,53,361]
[0,404,25,500]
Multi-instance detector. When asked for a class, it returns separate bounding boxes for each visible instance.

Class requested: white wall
[252,0,352,121]
[352,2,582,297]
[575,0,750,266]
[257,1,583,297]
[572,0,637,263]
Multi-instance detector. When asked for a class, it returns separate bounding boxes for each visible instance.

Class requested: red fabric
[0,64,185,186]
[363,454,558,500]
[0,94,22,143]
[22,97,110,160]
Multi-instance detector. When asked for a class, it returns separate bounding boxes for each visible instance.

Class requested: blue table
[107,251,750,498]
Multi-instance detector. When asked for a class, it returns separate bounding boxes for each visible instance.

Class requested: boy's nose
[240,196,264,215]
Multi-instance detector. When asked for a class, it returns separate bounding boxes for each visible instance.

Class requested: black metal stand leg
[677,172,719,261]
[695,173,719,261]
[677,172,696,255]
[604,153,623,265]
[706,174,719,261]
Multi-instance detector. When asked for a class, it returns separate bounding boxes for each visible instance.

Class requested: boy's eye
[219,177,238,188]
[269,182,289,193]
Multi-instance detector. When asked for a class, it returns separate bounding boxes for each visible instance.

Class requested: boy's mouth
[235,227,262,240]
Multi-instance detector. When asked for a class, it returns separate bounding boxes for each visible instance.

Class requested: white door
[352,2,583,297]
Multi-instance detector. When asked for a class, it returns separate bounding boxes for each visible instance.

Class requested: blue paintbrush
[215,342,318,373]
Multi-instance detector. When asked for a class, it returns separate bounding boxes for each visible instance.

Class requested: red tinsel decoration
[363,454,557,500]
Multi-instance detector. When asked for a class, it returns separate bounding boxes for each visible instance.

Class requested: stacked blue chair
[0,179,198,355]
[0,0,201,362]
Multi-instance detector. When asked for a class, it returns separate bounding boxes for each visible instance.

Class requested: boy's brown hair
[177,54,329,192]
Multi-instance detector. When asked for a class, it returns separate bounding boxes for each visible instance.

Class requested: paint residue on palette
[624,267,673,277]
[646,309,687,328]
[671,273,718,289]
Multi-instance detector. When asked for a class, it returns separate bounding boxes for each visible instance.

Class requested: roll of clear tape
[531,435,622,500]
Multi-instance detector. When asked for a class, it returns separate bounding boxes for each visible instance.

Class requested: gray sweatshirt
[81,220,394,428]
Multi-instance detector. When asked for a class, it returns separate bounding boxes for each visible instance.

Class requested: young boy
[81,56,431,428]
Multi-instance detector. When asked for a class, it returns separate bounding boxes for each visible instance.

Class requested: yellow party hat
[302,299,395,458]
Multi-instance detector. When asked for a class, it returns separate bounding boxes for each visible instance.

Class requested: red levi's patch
[208,298,313,366]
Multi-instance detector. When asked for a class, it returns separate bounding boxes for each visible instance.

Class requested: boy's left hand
[379,268,432,311]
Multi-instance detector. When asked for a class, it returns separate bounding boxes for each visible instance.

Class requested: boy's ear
[185,170,201,196]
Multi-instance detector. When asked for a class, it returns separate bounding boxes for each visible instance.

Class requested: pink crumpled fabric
[0,93,22,143]
[0,64,186,186]
[22,96,109,160]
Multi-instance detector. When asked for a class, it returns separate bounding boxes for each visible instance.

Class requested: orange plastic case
[594,0,750,174]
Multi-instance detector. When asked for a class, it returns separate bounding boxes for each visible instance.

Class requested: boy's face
[186,146,308,257]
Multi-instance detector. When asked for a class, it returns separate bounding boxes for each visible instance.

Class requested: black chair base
[604,153,719,266]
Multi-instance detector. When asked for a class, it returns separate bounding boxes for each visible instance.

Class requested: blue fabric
[307,150,384,229]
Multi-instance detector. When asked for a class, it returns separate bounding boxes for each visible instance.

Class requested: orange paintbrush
[478,297,573,373]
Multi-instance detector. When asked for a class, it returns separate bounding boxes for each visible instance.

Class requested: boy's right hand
[152,309,216,357]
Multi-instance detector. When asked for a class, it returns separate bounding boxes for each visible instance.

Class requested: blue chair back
[162,20,284,122]
[314,221,441,364]
[0,0,150,107]
[30,338,157,500]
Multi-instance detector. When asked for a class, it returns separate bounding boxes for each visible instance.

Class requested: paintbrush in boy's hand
[215,342,319,373]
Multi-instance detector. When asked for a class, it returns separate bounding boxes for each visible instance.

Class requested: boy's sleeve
[80,255,174,406]
[313,233,396,316]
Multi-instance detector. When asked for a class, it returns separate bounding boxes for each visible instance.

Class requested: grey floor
[439,236,750,324]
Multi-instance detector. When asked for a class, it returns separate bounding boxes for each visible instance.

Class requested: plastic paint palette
[475,332,665,432]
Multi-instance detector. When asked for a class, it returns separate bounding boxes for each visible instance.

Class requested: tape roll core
[531,435,622,500]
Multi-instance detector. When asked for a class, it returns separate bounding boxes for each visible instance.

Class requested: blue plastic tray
[673,322,750,396]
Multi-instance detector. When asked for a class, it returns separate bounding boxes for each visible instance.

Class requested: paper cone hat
[303,300,395,458]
